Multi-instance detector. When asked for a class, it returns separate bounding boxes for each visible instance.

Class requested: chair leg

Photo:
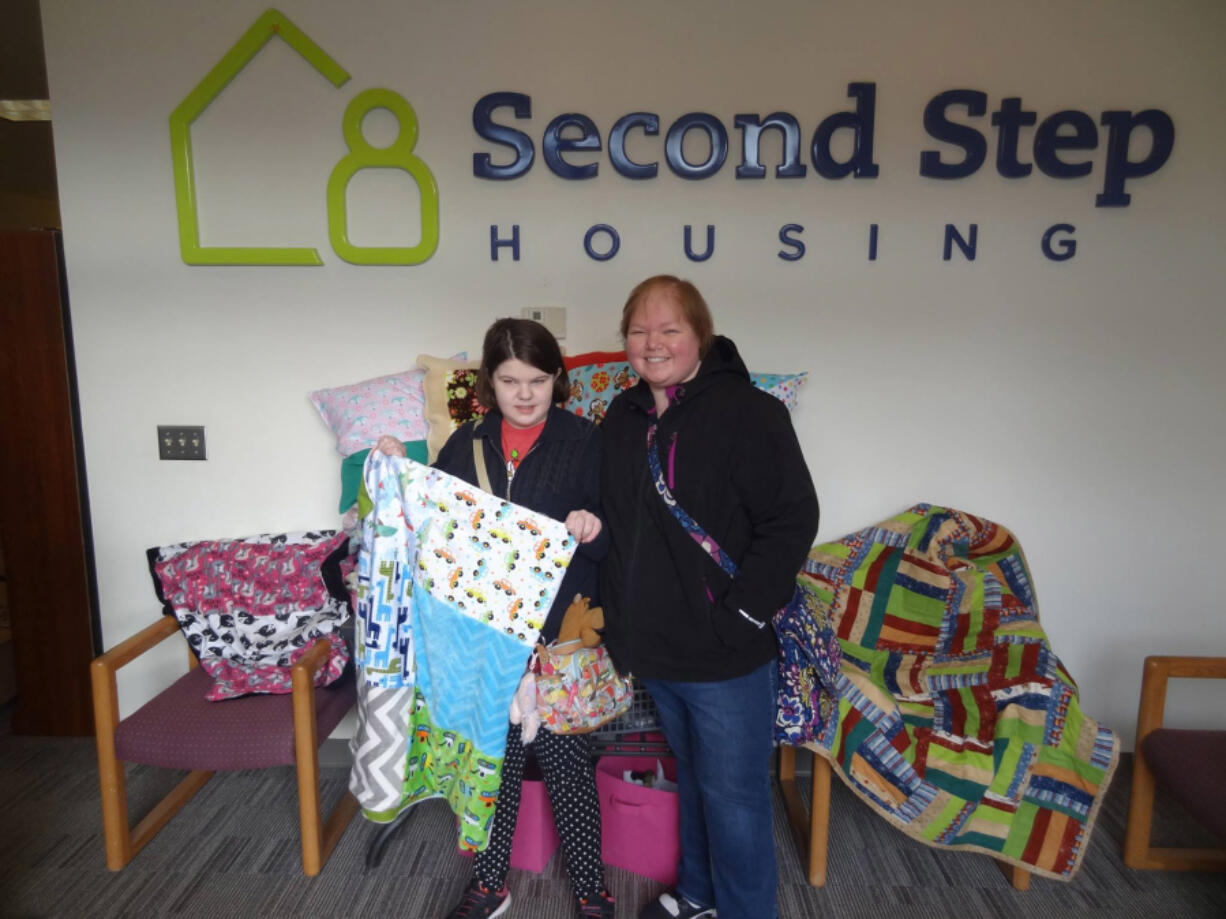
[994,859,1031,890]
[1124,745,1159,869]
[808,753,831,886]
[93,656,213,870]
[292,647,358,876]
[778,745,831,887]
[130,770,214,858]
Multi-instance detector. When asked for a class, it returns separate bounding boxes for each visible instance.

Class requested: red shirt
[501,418,545,473]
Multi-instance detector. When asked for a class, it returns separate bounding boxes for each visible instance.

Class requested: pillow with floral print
[418,353,485,461]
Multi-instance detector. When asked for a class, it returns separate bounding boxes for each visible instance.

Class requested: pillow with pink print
[310,354,465,457]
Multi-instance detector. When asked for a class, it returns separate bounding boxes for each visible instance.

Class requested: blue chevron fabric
[348,452,577,850]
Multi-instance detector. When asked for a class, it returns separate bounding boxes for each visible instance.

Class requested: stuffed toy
[548,593,605,652]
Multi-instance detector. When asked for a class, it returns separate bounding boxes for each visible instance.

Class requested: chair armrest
[92,616,181,676]
[1135,655,1226,743]
[291,636,336,683]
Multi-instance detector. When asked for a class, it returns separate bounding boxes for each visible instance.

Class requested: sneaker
[446,880,511,918]
[576,887,616,919]
[638,890,716,919]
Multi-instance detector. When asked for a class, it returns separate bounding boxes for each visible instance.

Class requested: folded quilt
[348,452,577,851]
[790,503,1118,880]
[147,530,352,701]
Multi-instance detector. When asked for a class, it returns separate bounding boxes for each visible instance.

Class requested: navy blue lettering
[684,224,715,261]
[543,114,602,179]
[811,82,879,179]
[490,224,521,261]
[991,97,1036,178]
[778,224,805,261]
[869,223,878,261]
[609,113,659,179]
[735,113,806,179]
[1096,109,1175,207]
[472,92,534,180]
[920,90,988,179]
[1034,111,1097,178]
[584,224,619,261]
[665,114,728,180]
[943,223,978,261]
[1041,224,1077,261]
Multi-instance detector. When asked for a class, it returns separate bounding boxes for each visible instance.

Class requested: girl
[378,318,612,919]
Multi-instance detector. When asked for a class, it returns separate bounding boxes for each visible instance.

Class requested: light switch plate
[521,306,566,340]
[158,425,206,460]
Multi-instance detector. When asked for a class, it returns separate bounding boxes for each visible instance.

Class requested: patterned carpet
[0,711,1222,918]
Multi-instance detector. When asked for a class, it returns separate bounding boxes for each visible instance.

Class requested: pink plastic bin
[595,755,680,885]
[458,773,560,873]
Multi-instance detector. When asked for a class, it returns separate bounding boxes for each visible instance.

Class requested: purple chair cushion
[114,665,356,771]
[1141,728,1226,841]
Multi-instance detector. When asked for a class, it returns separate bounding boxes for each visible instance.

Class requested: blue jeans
[642,660,778,919]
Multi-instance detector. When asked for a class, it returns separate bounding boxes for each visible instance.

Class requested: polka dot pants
[473,723,606,898]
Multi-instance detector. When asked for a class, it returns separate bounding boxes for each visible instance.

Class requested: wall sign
[172,9,1174,267]
[472,88,1174,207]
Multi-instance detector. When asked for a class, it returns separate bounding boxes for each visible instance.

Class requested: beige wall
[41,0,1226,745]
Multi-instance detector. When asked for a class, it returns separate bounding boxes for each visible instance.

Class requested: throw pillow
[562,351,638,424]
[418,353,485,461]
[748,371,809,410]
[309,368,430,457]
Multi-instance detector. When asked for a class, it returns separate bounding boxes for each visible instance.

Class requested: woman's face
[625,288,702,392]
[491,357,557,429]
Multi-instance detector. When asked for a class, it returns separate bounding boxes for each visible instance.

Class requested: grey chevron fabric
[349,685,414,818]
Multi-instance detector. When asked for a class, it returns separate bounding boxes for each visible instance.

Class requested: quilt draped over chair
[348,452,576,851]
[781,503,1119,880]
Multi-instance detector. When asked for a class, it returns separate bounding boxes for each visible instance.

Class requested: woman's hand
[564,509,602,544]
[375,435,406,457]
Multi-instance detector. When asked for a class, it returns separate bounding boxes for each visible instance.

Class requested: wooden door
[0,228,99,735]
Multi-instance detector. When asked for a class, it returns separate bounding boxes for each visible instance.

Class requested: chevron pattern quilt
[795,504,1118,879]
[348,452,576,851]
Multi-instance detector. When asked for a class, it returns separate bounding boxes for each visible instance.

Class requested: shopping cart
[591,677,672,757]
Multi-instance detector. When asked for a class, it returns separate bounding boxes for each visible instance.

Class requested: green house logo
[169,8,439,266]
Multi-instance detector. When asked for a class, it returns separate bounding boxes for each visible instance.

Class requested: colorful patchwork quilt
[347,452,576,851]
[791,504,1118,880]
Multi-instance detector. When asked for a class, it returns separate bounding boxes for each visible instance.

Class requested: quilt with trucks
[347,451,576,851]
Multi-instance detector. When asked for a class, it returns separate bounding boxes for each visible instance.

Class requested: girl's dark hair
[475,318,570,408]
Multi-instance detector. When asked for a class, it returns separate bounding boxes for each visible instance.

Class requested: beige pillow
[417,354,484,461]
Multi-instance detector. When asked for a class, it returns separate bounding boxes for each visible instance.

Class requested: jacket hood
[625,335,749,412]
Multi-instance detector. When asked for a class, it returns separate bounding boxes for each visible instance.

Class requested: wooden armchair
[1123,655,1226,871]
[91,617,359,875]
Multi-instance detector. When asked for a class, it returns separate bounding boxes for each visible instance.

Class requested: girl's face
[491,357,557,429]
[625,288,702,393]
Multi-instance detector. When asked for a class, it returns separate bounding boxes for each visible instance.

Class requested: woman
[599,276,818,919]
[379,318,613,919]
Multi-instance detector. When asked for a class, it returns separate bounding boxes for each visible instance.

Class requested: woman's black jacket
[598,336,818,682]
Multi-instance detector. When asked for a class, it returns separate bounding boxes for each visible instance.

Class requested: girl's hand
[564,509,602,544]
[376,435,407,457]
